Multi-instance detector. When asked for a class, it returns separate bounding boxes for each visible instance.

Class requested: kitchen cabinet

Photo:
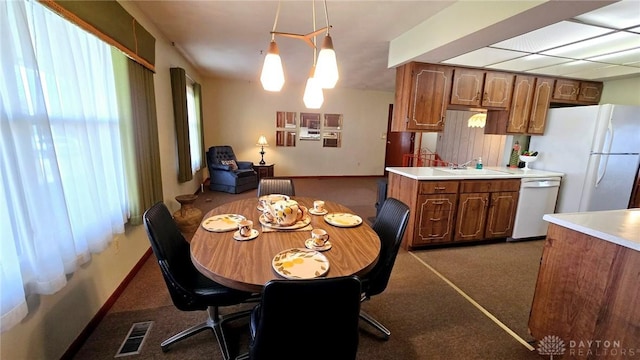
[413,181,458,245]
[484,76,553,135]
[450,68,513,109]
[552,79,603,104]
[454,179,520,242]
[529,221,640,352]
[392,62,453,132]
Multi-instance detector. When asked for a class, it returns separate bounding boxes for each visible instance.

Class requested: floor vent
[115,321,153,357]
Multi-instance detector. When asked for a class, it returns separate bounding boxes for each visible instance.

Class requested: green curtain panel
[126,59,163,223]
[40,0,155,70]
[170,67,193,183]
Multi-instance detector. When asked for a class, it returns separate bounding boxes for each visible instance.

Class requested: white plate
[324,213,362,228]
[304,239,332,251]
[308,208,328,216]
[259,214,311,230]
[272,248,329,279]
[201,214,246,232]
[233,229,259,241]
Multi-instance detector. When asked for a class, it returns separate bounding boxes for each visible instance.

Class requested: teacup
[311,228,329,247]
[238,220,253,237]
[313,200,325,213]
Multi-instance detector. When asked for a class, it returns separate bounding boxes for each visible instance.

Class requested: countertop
[543,209,640,251]
[385,166,564,180]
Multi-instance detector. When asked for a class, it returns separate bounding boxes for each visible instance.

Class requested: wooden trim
[60,247,153,360]
[38,0,155,72]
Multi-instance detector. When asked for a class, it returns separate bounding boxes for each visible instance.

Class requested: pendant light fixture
[260,0,338,108]
[314,0,339,89]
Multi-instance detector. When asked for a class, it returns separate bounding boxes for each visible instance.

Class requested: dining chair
[238,276,362,360]
[256,177,296,197]
[143,202,258,360]
[359,197,410,340]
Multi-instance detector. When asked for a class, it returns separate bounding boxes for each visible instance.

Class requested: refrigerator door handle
[596,153,608,187]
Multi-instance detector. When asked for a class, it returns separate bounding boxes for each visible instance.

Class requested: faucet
[448,158,477,169]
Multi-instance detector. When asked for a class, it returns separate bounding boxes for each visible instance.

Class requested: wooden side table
[253,163,274,181]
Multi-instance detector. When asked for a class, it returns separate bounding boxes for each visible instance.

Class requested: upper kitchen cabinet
[393,62,453,132]
[552,79,603,105]
[486,75,553,135]
[450,68,514,109]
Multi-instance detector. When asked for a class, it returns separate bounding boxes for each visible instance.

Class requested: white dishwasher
[509,177,561,241]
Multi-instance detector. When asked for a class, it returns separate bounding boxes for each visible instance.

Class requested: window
[1,0,128,332]
[186,80,202,173]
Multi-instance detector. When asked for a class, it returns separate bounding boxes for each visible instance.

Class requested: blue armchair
[206,146,258,193]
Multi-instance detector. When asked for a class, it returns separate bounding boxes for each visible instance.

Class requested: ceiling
[129,1,640,93]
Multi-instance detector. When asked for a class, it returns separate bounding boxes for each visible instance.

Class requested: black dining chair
[238,276,362,360]
[143,202,258,359]
[359,197,410,340]
[257,177,296,197]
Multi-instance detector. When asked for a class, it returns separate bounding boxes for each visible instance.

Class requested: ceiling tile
[486,54,572,72]
[491,21,613,53]
[561,64,640,80]
[630,26,640,34]
[573,0,640,30]
[442,48,527,67]
[541,31,640,59]
[525,60,610,77]
[588,47,640,66]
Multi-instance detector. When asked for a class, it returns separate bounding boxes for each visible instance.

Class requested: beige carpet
[73,177,546,360]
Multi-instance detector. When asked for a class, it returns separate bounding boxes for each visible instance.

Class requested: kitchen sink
[435,168,512,176]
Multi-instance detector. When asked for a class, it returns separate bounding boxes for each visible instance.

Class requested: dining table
[190,196,381,293]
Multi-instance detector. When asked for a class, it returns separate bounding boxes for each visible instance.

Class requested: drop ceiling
[130,0,640,92]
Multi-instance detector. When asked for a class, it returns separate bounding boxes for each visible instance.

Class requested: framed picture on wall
[276,130,296,147]
[299,112,321,141]
[276,111,297,128]
[322,131,341,148]
[324,113,343,130]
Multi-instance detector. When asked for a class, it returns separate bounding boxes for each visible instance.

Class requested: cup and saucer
[234,219,259,241]
[308,200,328,216]
[304,228,331,251]
[305,238,331,251]
[233,229,259,241]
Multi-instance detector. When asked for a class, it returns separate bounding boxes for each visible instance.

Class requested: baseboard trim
[60,247,153,360]
[287,175,386,179]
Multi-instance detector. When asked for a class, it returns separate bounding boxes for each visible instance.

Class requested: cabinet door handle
[434,186,446,190]
[429,217,441,221]
[432,201,444,205]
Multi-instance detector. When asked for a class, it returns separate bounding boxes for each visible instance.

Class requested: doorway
[384,104,414,171]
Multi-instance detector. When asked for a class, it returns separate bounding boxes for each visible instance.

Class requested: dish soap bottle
[476,157,483,169]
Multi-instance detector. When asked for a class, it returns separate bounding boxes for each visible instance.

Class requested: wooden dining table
[190,196,381,293]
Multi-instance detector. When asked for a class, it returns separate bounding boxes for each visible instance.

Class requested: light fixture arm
[271,27,328,49]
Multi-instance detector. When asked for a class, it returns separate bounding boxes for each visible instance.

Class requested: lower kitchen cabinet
[388,172,521,249]
[414,194,457,245]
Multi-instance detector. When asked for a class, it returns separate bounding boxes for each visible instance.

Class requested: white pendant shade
[303,67,324,109]
[260,41,285,92]
[315,35,339,89]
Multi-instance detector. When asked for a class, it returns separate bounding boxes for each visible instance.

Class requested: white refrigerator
[529,104,640,213]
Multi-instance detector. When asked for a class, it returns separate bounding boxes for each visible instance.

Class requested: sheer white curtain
[186,81,203,174]
[0,0,128,332]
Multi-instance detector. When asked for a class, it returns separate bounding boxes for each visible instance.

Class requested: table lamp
[256,135,269,165]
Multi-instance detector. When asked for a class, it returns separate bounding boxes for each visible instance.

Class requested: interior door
[385,104,414,170]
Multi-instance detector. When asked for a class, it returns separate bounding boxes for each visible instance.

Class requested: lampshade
[468,113,487,128]
[303,66,324,109]
[315,34,339,89]
[260,41,285,92]
[257,135,269,146]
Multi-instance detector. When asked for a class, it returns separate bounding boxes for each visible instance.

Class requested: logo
[538,335,566,359]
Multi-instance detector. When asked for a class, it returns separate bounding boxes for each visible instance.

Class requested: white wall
[600,76,640,105]
[202,78,394,176]
[0,3,203,359]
